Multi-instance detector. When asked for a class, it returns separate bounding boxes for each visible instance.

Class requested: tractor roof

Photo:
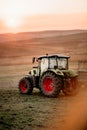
[38,54,70,60]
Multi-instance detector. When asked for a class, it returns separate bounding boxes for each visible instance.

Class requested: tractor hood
[62,69,78,78]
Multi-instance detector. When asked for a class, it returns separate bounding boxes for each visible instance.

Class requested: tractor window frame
[49,56,58,69]
[57,57,68,70]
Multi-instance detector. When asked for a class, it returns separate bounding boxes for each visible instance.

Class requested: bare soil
[0,31,87,130]
[0,64,87,130]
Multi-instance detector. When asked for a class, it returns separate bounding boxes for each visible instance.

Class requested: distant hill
[0,30,87,69]
[0,30,87,43]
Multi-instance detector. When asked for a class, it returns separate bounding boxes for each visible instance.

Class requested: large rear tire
[19,77,33,94]
[40,72,62,97]
[63,76,78,96]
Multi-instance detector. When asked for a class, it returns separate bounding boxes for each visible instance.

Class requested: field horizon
[0,29,87,43]
[0,29,87,70]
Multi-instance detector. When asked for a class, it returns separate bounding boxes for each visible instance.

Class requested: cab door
[40,58,49,73]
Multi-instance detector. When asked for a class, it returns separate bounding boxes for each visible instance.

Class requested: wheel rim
[20,80,28,92]
[43,77,54,93]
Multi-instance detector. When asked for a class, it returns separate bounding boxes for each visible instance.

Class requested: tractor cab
[31,54,70,76]
[38,54,70,73]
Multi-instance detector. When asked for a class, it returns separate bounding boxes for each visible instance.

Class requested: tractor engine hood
[62,69,78,78]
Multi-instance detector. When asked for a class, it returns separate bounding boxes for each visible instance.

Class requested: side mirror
[36,58,38,62]
[32,57,35,63]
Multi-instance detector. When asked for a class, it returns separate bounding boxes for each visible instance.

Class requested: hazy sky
[0,0,87,33]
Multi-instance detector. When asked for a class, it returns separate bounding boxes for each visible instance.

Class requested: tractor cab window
[57,58,68,70]
[49,57,57,69]
[40,58,48,73]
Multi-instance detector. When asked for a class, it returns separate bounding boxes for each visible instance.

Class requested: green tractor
[19,54,78,97]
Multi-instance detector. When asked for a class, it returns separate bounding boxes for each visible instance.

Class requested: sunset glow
[5,18,20,28]
[0,0,87,33]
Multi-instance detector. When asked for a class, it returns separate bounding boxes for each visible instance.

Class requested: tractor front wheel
[40,72,62,97]
[19,78,33,94]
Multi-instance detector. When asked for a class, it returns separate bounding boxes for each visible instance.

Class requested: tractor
[18,54,78,97]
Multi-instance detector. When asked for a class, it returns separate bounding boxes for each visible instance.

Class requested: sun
[7,19,16,28]
[4,17,21,33]
[6,18,20,28]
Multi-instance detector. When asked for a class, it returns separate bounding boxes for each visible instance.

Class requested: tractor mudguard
[62,69,78,78]
[41,69,64,78]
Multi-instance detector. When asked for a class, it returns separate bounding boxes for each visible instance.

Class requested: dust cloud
[61,90,87,130]
[46,83,87,130]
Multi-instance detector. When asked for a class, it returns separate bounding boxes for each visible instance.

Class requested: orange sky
[0,0,87,33]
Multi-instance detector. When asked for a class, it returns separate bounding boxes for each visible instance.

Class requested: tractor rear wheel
[63,76,78,96]
[40,72,62,97]
[19,77,33,94]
